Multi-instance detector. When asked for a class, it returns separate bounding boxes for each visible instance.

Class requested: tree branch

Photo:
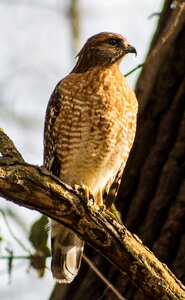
[0,129,185,300]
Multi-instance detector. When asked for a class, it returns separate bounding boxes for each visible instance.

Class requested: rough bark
[0,130,185,300]
[48,1,185,299]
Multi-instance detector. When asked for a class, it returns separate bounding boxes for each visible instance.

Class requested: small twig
[148,12,161,19]
[83,254,126,300]
[0,209,30,253]
[0,255,51,273]
[0,255,30,259]
[96,287,109,300]
[69,0,80,55]
[124,63,144,77]
[0,128,24,163]
[0,252,125,300]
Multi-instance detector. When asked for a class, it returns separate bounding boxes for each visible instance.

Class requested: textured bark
[49,1,185,299]
[1,131,185,300]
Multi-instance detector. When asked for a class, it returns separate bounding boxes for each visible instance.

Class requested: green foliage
[29,215,50,276]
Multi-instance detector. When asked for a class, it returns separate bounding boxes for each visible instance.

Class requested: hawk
[44,32,138,283]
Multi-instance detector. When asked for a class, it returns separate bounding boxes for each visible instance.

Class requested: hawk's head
[73,32,137,72]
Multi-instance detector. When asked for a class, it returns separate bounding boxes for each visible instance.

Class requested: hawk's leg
[96,190,105,208]
[73,184,94,204]
[74,186,116,219]
[96,191,115,219]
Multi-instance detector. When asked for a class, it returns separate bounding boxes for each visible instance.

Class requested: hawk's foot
[97,203,116,220]
[73,184,94,203]
[105,209,116,219]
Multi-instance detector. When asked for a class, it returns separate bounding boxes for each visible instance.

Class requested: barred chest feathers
[54,64,138,196]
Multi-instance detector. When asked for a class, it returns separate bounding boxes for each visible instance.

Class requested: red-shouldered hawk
[44,32,138,283]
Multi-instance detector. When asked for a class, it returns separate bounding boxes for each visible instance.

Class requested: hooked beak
[125,46,137,57]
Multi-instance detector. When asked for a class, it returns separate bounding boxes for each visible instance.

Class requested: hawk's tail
[51,221,84,283]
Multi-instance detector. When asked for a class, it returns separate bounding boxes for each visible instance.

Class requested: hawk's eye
[107,38,120,46]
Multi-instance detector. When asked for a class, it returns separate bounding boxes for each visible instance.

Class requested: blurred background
[0,1,164,299]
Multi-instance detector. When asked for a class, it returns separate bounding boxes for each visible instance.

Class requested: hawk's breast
[54,66,138,196]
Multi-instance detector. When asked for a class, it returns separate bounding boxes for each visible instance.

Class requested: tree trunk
[50,0,185,299]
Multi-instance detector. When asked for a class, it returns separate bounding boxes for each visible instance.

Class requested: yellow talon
[98,204,106,211]
[73,184,94,202]
[73,185,119,220]
[105,209,116,219]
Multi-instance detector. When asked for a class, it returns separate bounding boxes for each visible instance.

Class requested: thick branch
[0,130,185,300]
